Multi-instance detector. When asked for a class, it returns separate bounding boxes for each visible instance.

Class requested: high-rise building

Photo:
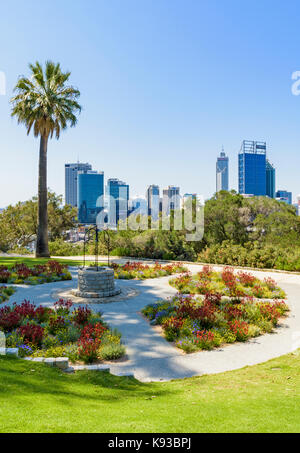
[276,190,292,205]
[239,140,267,196]
[162,186,180,215]
[266,160,276,198]
[65,162,92,207]
[216,149,229,192]
[146,185,160,220]
[129,197,148,216]
[106,178,129,227]
[77,170,104,224]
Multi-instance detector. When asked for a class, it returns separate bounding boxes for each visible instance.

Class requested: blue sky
[1,0,300,206]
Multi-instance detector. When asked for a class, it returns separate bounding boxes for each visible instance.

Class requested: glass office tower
[146,185,160,220]
[276,190,292,205]
[162,186,181,215]
[266,160,276,198]
[216,150,229,192]
[239,140,267,196]
[77,171,104,224]
[65,162,92,207]
[107,179,129,227]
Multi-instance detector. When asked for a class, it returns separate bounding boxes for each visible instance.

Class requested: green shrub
[64,344,79,363]
[99,343,126,361]
[57,325,81,344]
[49,239,83,256]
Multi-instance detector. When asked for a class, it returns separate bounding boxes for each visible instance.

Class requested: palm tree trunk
[36,134,50,257]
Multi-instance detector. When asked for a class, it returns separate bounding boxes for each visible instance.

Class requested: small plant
[228,320,249,342]
[17,324,44,346]
[99,343,126,361]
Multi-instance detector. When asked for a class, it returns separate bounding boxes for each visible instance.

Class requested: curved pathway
[3,264,300,382]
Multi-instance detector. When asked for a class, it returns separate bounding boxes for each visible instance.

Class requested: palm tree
[11,61,81,257]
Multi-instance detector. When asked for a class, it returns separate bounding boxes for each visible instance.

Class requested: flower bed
[110,261,188,280]
[0,286,16,304]
[169,265,286,299]
[1,300,125,364]
[0,261,72,285]
[142,293,289,353]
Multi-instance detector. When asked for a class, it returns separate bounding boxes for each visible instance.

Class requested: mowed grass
[0,352,300,433]
[0,257,85,269]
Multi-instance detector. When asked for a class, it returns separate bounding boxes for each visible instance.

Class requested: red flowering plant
[13,300,36,319]
[143,282,288,353]
[0,268,11,283]
[193,330,216,350]
[170,266,286,299]
[34,306,52,323]
[72,306,92,325]
[224,304,244,321]
[264,277,277,291]
[197,265,213,281]
[48,315,67,334]
[162,316,184,341]
[54,299,73,316]
[17,324,44,346]
[46,261,64,275]
[0,299,124,364]
[0,307,22,332]
[77,322,108,363]
[0,261,71,286]
[112,261,188,280]
[228,320,249,341]
[258,303,282,326]
[237,272,256,287]
[170,273,193,292]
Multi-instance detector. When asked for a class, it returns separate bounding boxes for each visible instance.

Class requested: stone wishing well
[72,266,121,299]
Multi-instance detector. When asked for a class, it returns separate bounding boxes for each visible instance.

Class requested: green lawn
[0,352,300,433]
[0,257,85,269]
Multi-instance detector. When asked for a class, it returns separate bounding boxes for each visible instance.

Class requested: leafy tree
[11,61,81,257]
[0,192,77,252]
[203,191,249,246]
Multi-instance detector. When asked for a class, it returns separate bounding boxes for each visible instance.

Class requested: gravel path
[2,264,300,382]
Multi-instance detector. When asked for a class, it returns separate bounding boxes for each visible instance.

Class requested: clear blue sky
[1,0,300,206]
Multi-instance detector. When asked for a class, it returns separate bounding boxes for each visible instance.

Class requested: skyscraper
[266,160,276,198]
[162,186,180,215]
[239,140,267,196]
[106,178,129,227]
[216,149,229,192]
[77,170,104,224]
[146,185,160,220]
[276,190,292,205]
[65,162,92,207]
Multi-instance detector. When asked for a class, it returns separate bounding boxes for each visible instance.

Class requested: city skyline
[1,1,300,206]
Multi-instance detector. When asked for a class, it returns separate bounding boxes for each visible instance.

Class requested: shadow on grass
[0,356,175,405]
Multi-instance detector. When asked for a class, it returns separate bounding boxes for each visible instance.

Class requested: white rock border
[1,347,134,378]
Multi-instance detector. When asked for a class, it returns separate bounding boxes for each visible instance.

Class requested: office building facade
[77,171,104,224]
[216,150,229,192]
[239,140,267,196]
[146,185,160,220]
[65,162,92,207]
[162,186,180,215]
[276,190,292,205]
[107,178,129,227]
[266,160,276,198]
